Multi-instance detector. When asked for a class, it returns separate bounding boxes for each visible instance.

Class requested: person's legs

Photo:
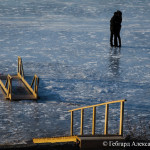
[118,26,121,47]
[110,32,114,46]
[110,29,114,46]
[118,35,121,47]
[114,33,118,47]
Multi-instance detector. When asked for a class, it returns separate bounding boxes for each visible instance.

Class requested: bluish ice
[0,0,150,144]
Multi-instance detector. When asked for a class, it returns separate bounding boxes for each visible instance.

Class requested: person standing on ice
[110,10,122,47]
[114,10,122,47]
[110,12,117,47]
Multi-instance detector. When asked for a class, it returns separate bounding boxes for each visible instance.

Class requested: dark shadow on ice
[0,75,63,103]
[109,47,121,77]
[24,76,64,103]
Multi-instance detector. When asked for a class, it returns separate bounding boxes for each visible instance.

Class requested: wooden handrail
[18,56,24,78]
[31,74,39,96]
[69,99,126,112]
[0,56,39,100]
[69,99,126,136]
[17,57,39,99]
[1,74,13,100]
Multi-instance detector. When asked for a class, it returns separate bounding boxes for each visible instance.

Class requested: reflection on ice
[109,47,121,77]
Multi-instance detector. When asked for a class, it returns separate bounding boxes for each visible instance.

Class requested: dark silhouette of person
[110,12,117,47]
[110,10,122,47]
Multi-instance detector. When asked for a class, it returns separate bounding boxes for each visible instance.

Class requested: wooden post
[119,102,124,135]
[71,111,74,136]
[9,78,12,100]
[21,60,24,77]
[31,77,35,88]
[18,57,19,74]
[34,78,36,93]
[92,106,96,135]
[18,56,24,77]
[80,109,84,135]
[7,76,12,100]
[7,79,10,98]
[104,104,109,135]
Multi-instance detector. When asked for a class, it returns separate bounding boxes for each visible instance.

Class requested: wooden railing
[0,56,39,100]
[31,74,39,98]
[18,56,24,78]
[69,99,126,136]
[17,56,39,99]
[0,74,13,100]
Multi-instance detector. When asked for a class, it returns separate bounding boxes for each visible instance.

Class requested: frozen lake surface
[0,0,150,144]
